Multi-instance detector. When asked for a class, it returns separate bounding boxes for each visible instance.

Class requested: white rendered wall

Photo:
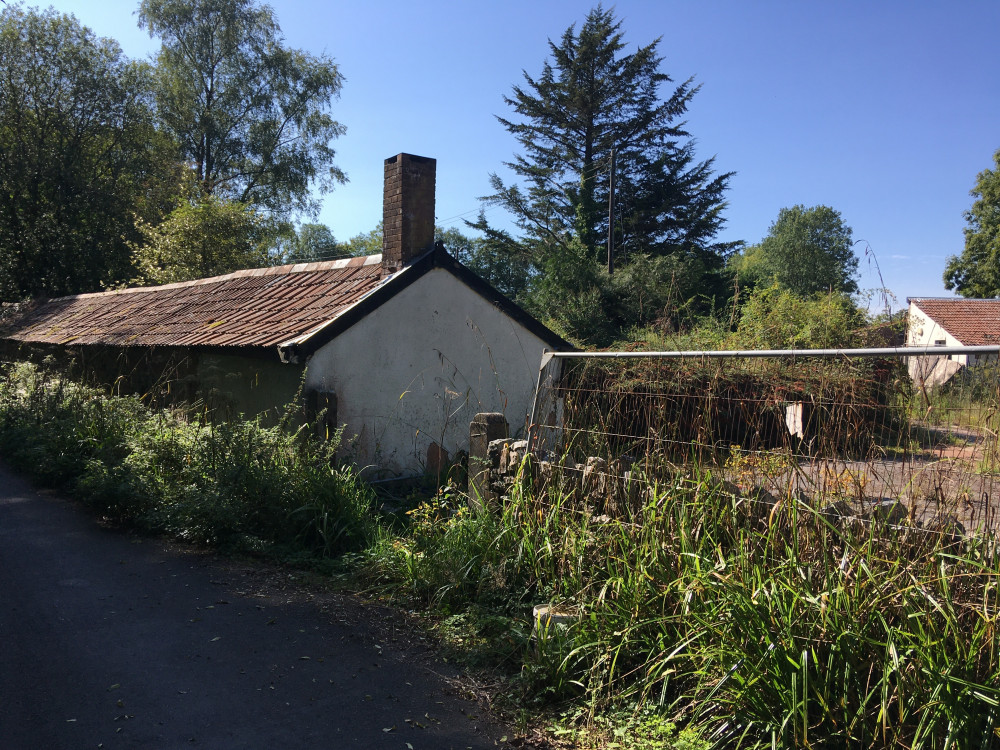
[304,268,552,476]
[906,301,965,386]
[906,302,966,353]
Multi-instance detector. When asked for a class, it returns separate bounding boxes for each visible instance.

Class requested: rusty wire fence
[526,346,1000,535]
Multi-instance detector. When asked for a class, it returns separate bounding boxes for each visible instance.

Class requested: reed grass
[367,460,1000,749]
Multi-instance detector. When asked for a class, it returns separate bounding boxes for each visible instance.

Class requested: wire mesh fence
[526,346,1000,535]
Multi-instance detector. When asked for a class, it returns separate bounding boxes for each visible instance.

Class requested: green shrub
[734,284,866,350]
[0,361,375,557]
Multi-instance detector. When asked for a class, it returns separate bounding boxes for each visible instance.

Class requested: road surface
[0,463,505,749]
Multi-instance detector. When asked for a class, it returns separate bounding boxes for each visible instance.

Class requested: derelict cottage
[0,154,568,476]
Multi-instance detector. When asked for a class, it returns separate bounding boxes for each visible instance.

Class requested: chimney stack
[382,153,436,275]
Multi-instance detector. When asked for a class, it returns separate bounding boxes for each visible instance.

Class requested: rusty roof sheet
[2,256,386,350]
[910,298,1000,346]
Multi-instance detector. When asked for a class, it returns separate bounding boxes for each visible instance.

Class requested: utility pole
[607,149,615,275]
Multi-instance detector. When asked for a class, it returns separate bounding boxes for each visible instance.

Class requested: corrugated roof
[2,256,386,350]
[910,298,1000,345]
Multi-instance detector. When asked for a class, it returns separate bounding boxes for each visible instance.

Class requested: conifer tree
[476,5,735,342]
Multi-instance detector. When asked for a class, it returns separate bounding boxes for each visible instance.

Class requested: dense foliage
[0,1,346,301]
[734,284,866,349]
[138,0,346,217]
[131,191,278,284]
[0,362,374,556]
[730,204,859,296]
[288,223,340,262]
[0,5,174,300]
[944,148,1000,298]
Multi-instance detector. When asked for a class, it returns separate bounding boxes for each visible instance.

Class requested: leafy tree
[438,225,531,300]
[943,149,1000,297]
[734,284,865,349]
[288,223,339,262]
[0,5,172,300]
[132,194,277,284]
[731,205,858,296]
[475,5,735,342]
[342,222,383,257]
[138,0,346,217]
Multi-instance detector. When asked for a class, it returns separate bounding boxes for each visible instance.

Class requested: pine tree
[476,5,735,342]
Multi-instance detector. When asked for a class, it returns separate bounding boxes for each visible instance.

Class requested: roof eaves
[276,250,435,363]
[276,246,574,364]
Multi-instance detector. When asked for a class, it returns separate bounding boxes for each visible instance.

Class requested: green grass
[909,364,1000,432]
[357,460,1000,749]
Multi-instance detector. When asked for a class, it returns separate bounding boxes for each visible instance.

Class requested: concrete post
[469,412,508,507]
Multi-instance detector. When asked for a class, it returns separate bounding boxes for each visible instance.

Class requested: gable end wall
[303,268,551,476]
[907,301,968,386]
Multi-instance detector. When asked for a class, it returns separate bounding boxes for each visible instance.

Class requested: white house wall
[907,301,965,387]
[304,268,552,475]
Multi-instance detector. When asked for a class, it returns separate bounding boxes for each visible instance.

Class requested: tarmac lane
[0,464,503,749]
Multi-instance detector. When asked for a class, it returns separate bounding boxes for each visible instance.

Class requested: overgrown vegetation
[554,353,902,466]
[0,0,345,301]
[359,462,1000,749]
[0,361,374,557]
[4,360,1000,749]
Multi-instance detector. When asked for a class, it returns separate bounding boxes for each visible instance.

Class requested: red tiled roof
[910,298,1000,345]
[2,256,386,350]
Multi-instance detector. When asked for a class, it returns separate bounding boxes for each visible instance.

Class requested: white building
[906,297,1000,387]
[1,154,568,476]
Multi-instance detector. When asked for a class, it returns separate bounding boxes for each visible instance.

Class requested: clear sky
[38,0,1000,309]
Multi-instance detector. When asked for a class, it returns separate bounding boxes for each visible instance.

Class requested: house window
[934,339,946,346]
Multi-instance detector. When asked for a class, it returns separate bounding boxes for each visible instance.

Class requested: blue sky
[40,0,1000,308]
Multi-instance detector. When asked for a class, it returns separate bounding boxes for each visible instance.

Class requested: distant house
[906,297,1000,387]
[0,154,568,476]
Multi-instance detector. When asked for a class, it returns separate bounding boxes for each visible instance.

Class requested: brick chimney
[382,153,436,276]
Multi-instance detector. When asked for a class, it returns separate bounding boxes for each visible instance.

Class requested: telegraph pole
[607,149,615,275]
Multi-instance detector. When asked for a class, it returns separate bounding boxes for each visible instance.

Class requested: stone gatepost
[469,413,508,507]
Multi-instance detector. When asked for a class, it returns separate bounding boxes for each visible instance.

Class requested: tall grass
[366,459,1000,748]
[0,361,375,556]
